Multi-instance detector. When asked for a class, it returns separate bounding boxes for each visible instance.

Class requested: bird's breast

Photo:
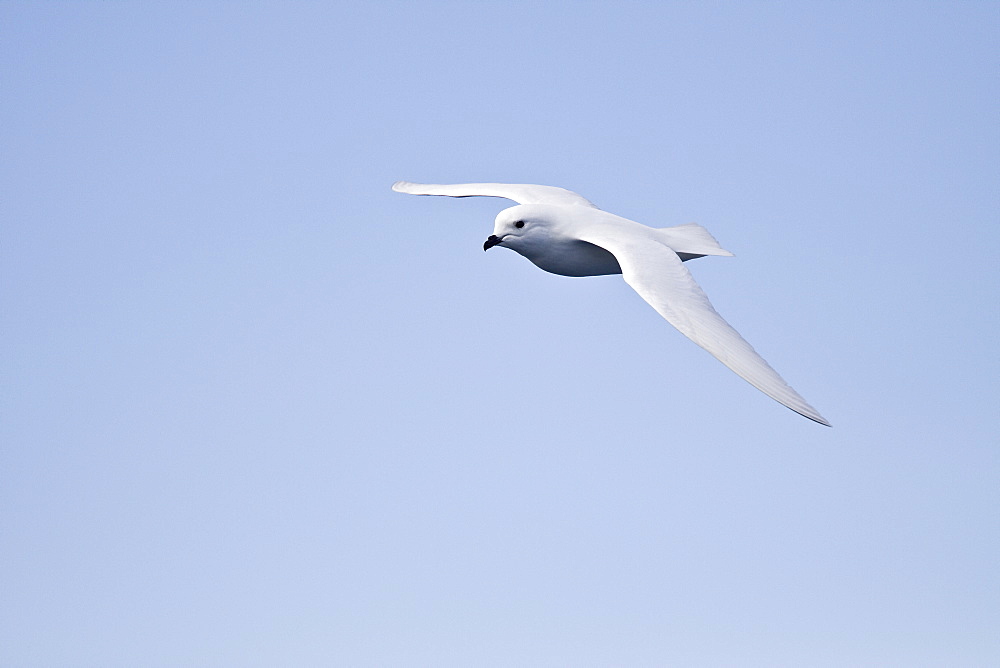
[517,239,622,277]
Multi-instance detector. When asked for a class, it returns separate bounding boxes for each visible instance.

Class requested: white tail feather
[658,223,734,257]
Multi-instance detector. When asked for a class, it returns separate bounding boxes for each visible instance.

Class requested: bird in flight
[393,181,830,426]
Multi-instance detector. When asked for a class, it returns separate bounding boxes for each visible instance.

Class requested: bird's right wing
[392,181,598,208]
[578,226,830,426]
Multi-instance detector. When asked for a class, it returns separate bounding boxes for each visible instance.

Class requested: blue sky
[3,2,998,665]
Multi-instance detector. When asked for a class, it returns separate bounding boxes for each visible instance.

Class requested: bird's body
[393,181,830,426]
[491,204,625,277]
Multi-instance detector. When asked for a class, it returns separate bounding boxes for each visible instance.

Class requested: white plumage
[393,181,829,426]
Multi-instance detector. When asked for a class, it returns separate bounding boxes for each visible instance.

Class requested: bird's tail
[657,223,734,257]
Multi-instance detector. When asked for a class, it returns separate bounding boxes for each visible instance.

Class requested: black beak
[483,234,503,251]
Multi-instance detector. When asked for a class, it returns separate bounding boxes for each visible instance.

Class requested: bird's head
[483,204,559,253]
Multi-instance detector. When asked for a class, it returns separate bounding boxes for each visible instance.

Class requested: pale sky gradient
[3,2,998,666]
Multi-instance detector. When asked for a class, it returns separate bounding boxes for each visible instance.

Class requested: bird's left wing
[577,226,830,425]
[393,181,598,208]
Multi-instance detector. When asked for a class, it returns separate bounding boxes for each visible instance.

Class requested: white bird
[393,181,830,426]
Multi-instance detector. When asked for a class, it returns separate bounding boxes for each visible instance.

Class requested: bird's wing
[577,225,830,426]
[392,181,598,208]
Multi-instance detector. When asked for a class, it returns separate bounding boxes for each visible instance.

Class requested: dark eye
[514,220,524,229]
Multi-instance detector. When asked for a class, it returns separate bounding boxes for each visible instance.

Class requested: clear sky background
[3,2,998,666]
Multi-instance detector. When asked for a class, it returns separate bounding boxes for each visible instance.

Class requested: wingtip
[800,410,832,427]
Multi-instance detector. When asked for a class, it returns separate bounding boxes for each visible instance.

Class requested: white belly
[521,239,623,277]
